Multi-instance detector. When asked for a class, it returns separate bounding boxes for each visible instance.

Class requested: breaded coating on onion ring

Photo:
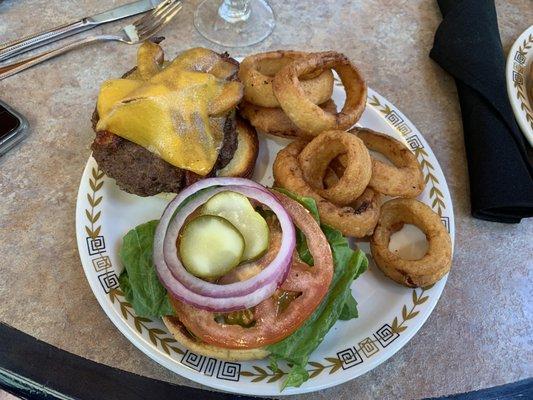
[274,140,381,238]
[273,51,366,135]
[370,198,452,287]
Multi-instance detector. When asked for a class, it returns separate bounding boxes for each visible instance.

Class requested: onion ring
[273,141,381,237]
[172,192,334,349]
[239,99,337,138]
[351,127,425,197]
[298,130,372,205]
[370,198,452,287]
[239,50,334,108]
[322,166,340,188]
[153,177,296,312]
[272,51,367,135]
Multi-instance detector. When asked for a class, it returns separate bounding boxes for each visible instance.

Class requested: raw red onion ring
[153,178,296,311]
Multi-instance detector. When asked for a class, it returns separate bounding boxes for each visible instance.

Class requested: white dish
[506,25,533,146]
[76,84,454,395]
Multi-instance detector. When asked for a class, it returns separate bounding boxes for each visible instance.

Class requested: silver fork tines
[132,0,182,41]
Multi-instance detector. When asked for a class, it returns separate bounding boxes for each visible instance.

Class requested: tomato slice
[171,192,334,349]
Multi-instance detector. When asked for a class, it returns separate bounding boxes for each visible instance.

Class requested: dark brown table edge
[0,322,262,400]
[0,322,531,399]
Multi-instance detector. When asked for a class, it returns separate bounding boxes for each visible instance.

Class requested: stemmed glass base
[194,0,275,47]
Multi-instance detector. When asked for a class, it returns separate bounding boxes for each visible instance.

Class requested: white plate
[76,85,455,396]
[506,25,533,146]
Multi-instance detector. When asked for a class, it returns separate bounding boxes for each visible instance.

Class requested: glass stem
[218,0,252,23]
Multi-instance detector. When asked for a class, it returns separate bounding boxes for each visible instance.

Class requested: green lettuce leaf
[118,189,214,318]
[327,226,368,321]
[266,191,368,389]
[267,228,367,389]
[339,291,358,320]
[118,220,174,318]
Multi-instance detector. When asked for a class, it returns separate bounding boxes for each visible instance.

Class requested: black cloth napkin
[430,0,533,223]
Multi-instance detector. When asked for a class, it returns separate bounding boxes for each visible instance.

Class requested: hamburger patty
[92,131,185,196]
[91,52,240,197]
[91,114,238,197]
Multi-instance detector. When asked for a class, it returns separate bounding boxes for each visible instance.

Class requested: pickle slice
[179,215,244,279]
[202,191,269,262]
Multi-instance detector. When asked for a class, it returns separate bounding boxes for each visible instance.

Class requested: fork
[0,0,182,81]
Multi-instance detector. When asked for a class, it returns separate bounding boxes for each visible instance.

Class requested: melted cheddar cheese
[95,44,241,175]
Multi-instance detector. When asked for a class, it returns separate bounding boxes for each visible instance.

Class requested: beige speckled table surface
[0,1,532,399]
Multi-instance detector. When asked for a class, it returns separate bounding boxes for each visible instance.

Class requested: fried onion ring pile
[238,50,368,138]
[298,130,372,205]
[370,198,452,287]
[239,50,334,108]
[351,128,425,198]
[273,140,381,237]
[273,51,367,135]
[171,191,334,349]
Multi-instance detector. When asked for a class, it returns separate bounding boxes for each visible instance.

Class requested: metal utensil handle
[0,19,95,62]
[0,35,117,81]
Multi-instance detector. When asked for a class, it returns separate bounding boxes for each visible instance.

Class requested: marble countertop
[0,1,532,399]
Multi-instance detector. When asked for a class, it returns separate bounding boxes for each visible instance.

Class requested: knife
[0,0,159,62]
